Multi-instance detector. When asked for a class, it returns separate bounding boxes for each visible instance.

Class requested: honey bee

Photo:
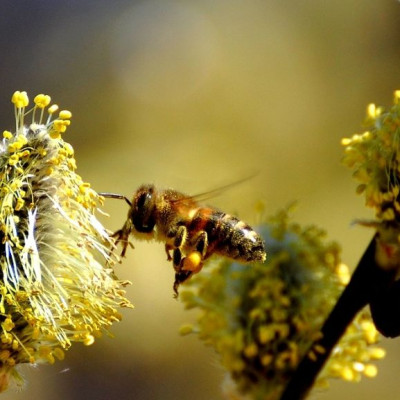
[100,184,266,295]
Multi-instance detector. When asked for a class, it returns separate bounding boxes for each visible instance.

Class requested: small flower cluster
[0,91,132,390]
[342,90,400,222]
[180,208,384,399]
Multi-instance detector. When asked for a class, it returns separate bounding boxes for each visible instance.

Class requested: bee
[100,184,266,295]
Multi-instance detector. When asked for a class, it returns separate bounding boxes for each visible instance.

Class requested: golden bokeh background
[1,1,400,399]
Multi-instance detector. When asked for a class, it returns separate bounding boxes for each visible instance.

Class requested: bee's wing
[170,174,258,205]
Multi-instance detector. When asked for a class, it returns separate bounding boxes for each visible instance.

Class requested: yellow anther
[2,317,14,332]
[336,262,350,285]
[19,149,30,158]
[367,103,378,119]
[8,154,19,166]
[11,91,29,108]
[363,364,378,378]
[8,142,21,153]
[45,167,54,175]
[64,143,74,156]
[52,120,67,133]
[243,343,258,358]
[34,94,51,108]
[83,334,95,346]
[15,198,24,211]
[49,131,61,140]
[67,158,77,170]
[2,131,12,140]
[48,104,59,114]
[179,324,194,335]
[394,90,400,104]
[10,179,22,190]
[341,137,352,146]
[53,348,65,360]
[369,347,386,359]
[0,350,11,362]
[341,366,355,381]
[59,110,72,119]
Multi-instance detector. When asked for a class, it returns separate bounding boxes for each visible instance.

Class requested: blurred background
[1,0,400,399]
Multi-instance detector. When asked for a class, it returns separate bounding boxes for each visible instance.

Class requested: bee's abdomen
[189,209,266,263]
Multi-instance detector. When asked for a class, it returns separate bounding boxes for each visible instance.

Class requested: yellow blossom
[181,208,383,399]
[0,91,133,391]
[342,91,400,226]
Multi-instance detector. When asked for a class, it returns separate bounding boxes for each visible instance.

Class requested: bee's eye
[136,192,152,210]
[132,189,155,233]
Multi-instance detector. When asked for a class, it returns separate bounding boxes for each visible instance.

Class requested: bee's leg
[174,225,188,248]
[170,226,191,296]
[173,270,193,298]
[182,251,203,273]
[111,222,134,257]
[181,232,208,274]
[172,248,183,272]
[172,247,190,297]
[193,231,208,258]
[165,244,173,261]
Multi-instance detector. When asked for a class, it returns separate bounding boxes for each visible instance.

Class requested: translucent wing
[170,174,257,205]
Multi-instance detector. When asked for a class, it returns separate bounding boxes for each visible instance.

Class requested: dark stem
[280,235,395,400]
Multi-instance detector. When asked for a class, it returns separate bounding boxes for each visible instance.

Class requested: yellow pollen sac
[64,143,74,156]
[341,366,356,381]
[19,149,30,158]
[34,94,51,108]
[2,317,14,332]
[363,364,378,378]
[8,142,21,154]
[394,90,400,104]
[67,158,77,170]
[0,350,11,362]
[179,324,195,335]
[258,326,274,344]
[11,91,29,108]
[367,103,379,119]
[53,348,65,361]
[49,131,61,140]
[59,110,72,119]
[15,198,24,211]
[336,263,351,285]
[2,131,12,139]
[368,347,386,359]
[52,120,68,133]
[243,343,258,358]
[79,183,91,195]
[47,104,59,114]
[10,179,22,190]
[340,137,353,146]
[83,334,95,346]
[8,154,19,166]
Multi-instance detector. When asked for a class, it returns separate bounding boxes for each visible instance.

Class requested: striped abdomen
[187,208,266,263]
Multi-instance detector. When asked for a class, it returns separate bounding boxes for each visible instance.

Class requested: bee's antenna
[99,192,132,207]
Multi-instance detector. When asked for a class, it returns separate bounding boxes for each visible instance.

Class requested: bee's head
[130,184,157,233]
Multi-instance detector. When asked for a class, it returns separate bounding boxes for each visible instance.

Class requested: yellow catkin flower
[342,90,400,278]
[342,90,400,225]
[0,91,133,392]
[181,208,383,400]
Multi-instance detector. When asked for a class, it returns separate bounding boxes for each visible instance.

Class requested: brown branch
[280,235,396,400]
